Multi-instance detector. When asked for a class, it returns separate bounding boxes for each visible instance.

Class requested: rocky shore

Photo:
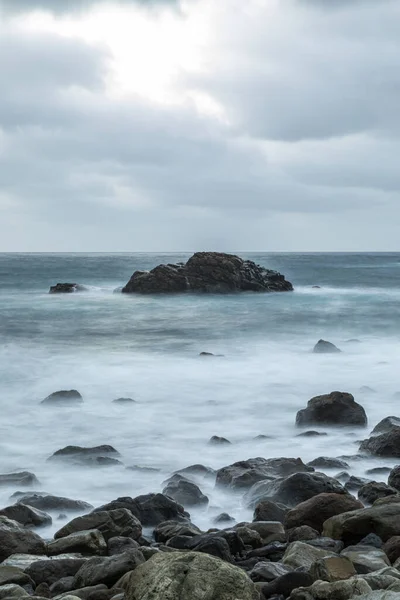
[1,391,400,600]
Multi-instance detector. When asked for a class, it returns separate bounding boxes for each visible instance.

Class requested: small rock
[162,478,208,508]
[288,578,372,600]
[313,339,341,353]
[307,457,350,470]
[282,541,336,572]
[310,556,356,582]
[49,283,86,294]
[0,472,39,488]
[388,465,400,491]
[366,467,392,476]
[208,436,231,445]
[286,525,319,542]
[25,557,86,586]
[358,482,398,505]
[345,476,372,492]
[112,397,136,404]
[213,513,235,525]
[249,561,291,582]
[41,390,83,405]
[153,521,202,544]
[261,572,314,599]
[296,430,328,437]
[383,536,400,564]
[253,500,288,524]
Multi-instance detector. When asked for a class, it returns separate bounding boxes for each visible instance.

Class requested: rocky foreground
[1,393,400,599]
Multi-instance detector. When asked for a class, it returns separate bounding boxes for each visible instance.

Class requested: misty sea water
[1,252,400,534]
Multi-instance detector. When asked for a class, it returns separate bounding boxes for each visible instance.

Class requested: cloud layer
[0,0,399,251]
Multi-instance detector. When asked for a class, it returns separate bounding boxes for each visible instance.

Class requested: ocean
[1,252,400,534]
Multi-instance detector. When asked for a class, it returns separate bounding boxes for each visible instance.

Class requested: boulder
[296,391,367,427]
[244,472,348,509]
[235,527,263,549]
[0,504,52,528]
[213,513,235,525]
[162,479,208,508]
[249,561,291,582]
[358,567,400,590]
[296,431,328,437]
[13,494,93,513]
[284,493,363,532]
[356,592,400,600]
[73,550,145,588]
[2,554,53,570]
[25,557,86,585]
[121,551,259,599]
[282,541,336,572]
[388,466,400,491]
[174,464,215,479]
[366,467,392,476]
[52,583,108,598]
[360,430,400,458]
[153,521,202,544]
[0,585,31,598]
[93,494,187,527]
[107,536,140,556]
[313,340,341,353]
[288,579,372,600]
[253,500,288,523]
[307,457,350,470]
[0,517,46,562]
[345,476,372,492]
[121,252,293,295]
[54,509,141,542]
[261,572,314,598]
[49,283,86,294]
[41,390,83,405]
[216,457,313,491]
[358,482,398,505]
[323,502,400,543]
[0,472,39,488]
[47,530,107,556]
[48,445,121,466]
[286,526,319,542]
[0,565,34,588]
[340,545,390,573]
[248,541,287,562]
[241,522,285,545]
[208,436,231,445]
[371,416,400,436]
[310,556,356,582]
[383,536,400,564]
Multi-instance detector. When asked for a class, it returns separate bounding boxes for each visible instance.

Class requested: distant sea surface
[1,252,400,532]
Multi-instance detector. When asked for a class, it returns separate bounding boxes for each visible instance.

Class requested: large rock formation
[121,252,293,294]
[296,391,367,427]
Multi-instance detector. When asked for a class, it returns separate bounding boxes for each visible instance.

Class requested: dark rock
[261,572,314,599]
[162,478,208,508]
[34,582,51,597]
[383,535,400,563]
[209,436,231,445]
[249,561,291,583]
[121,252,293,295]
[388,465,400,491]
[335,471,350,483]
[284,493,363,532]
[0,516,46,562]
[126,465,160,473]
[191,536,232,562]
[187,530,245,558]
[366,467,392,476]
[49,576,75,595]
[112,397,136,404]
[360,429,400,457]
[358,482,398,505]
[359,533,383,548]
[13,493,93,512]
[41,390,83,405]
[25,557,85,585]
[307,457,350,470]
[340,543,390,573]
[216,457,313,491]
[0,565,34,588]
[305,537,344,553]
[313,339,341,353]
[371,416,400,435]
[253,500,288,524]
[93,494,187,527]
[48,445,121,466]
[0,472,39,488]
[154,520,202,544]
[213,513,235,525]
[199,352,215,356]
[245,472,348,509]
[296,391,367,427]
[47,529,107,556]
[286,526,319,542]
[248,541,288,562]
[174,464,216,479]
[107,536,140,555]
[73,550,145,588]
[55,509,142,542]
[323,501,400,543]
[0,504,51,528]
[345,475,372,492]
[49,283,86,294]
[295,431,328,438]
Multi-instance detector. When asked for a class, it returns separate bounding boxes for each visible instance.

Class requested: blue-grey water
[1,252,400,534]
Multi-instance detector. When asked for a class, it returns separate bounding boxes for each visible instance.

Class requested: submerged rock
[313,339,341,353]
[12,494,93,513]
[0,472,39,488]
[296,391,367,427]
[209,436,231,446]
[358,482,398,505]
[112,397,136,404]
[49,283,87,294]
[41,390,83,405]
[162,478,208,508]
[371,416,400,436]
[48,445,121,466]
[121,252,293,294]
[360,430,400,458]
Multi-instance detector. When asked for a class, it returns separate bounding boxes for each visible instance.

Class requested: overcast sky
[0,0,399,251]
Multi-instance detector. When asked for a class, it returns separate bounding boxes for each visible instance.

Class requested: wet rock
[286,526,319,542]
[107,536,140,556]
[73,550,145,588]
[366,467,392,476]
[388,466,400,491]
[249,561,291,583]
[112,397,136,404]
[284,493,363,533]
[310,556,356,582]
[313,340,341,353]
[0,472,39,488]
[371,416,400,436]
[340,544,390,573]
[93,494,187,527]
[48,445,121,467]
[0,565,34,588]
[0,584,31,598]
[235,526,263,549]
[261,571,314,599]
[383,536,400,564]
[0,504,52,528]
[307,457,350,470]
[288,579,372,600]
[2,554,52,570]
[153,521,202,544]
[248,541,288,562]
[52,582,108,597]
[213,513,235,525]
[296,391,367,427]
[49,283,86,294]
[121,550,259,600]
[253,500,288,523]
[121,252,293,295]
[55,509,142,542]
[282,541,336,572]
[0,517,46,562]
[244,471,348,509]
[41,390,83,405]
[358,482,398,505]
[13,494,93,513]
[25,557,86,585]
[296,431,328,438]
[162,478,208,508]
[242,522,286,545]
[345,476,372,492]
[47,530,107,556]
[360,429,400,458]
[323,502,400,543]
[306,537,344,553]
[216,457,313,490]
[209,436,231,445]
